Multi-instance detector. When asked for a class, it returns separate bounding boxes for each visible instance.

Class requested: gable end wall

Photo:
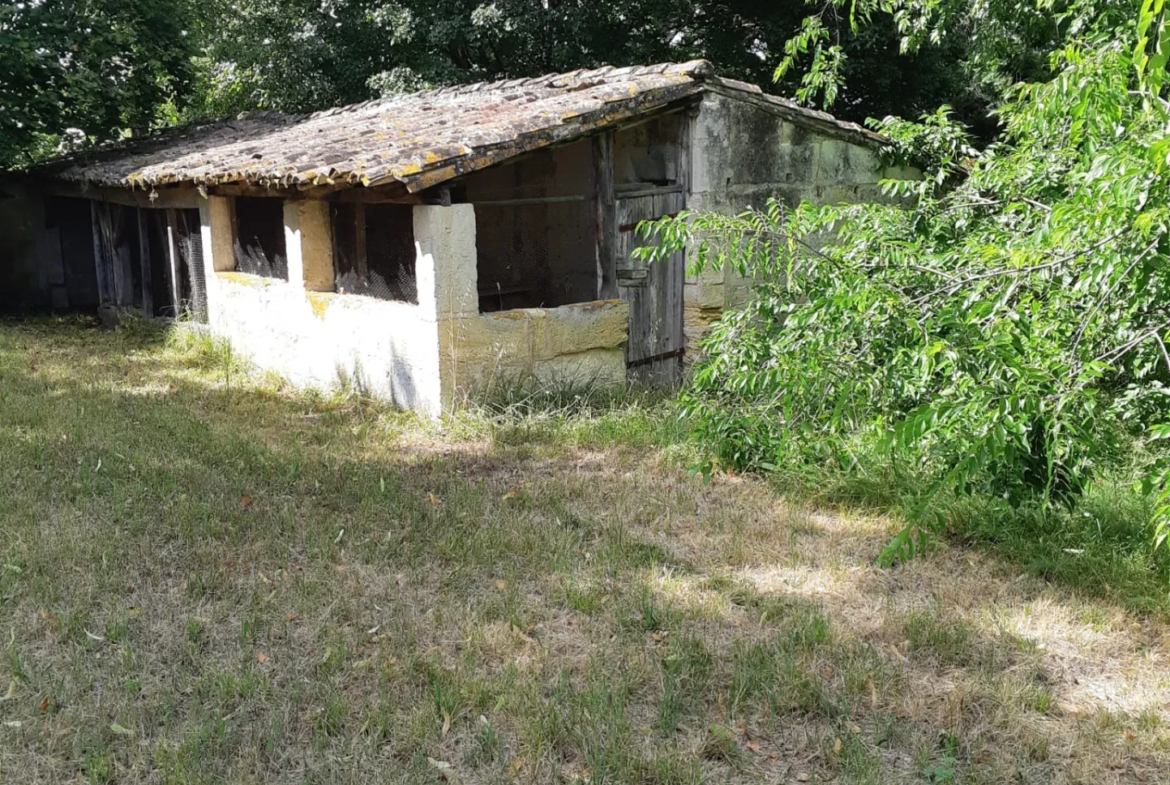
[684,92,901,350]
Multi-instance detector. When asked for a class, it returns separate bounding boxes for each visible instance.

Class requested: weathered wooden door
[616,190,686,383]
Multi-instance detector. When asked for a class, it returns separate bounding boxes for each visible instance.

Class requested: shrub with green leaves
[642,4,1170,564]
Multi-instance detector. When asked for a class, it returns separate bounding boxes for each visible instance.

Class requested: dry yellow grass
[0,318,1167,784]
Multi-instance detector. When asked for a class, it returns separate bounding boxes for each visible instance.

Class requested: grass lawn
[1,319,1168,784]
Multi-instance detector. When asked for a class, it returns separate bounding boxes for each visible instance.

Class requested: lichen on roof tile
[33,59,883,193]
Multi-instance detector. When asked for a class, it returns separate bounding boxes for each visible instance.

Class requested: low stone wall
[195,202,628,413]
[439,300,628,399]
[206,272,443,412]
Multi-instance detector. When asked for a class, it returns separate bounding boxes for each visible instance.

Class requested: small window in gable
[331,203,417,303]
[234,197,288,279]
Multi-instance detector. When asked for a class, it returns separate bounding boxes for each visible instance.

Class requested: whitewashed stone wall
[197,200,628,414]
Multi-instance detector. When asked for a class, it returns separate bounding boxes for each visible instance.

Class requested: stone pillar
[284,200,334,293]
[413,204,478,413]
[206,196,235,272]
[414,204,478,319]
[300,201,334,292]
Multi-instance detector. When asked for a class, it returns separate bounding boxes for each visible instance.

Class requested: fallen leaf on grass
[110,723,135,736]
[39,697,48,713]
[256,652,269,664]
[833,737,842,754]
[442,711,451,736]
[745,740,762,752]
[286,613,298,622]
[496,580,507,590]
[427,757,452,770]
[240,496,253,508]
[427,493,441,506]
[502,490,518,501]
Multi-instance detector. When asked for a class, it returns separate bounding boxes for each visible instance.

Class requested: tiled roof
[39,61,883,194]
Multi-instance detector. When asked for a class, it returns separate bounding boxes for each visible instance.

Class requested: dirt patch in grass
[0,319,1167,784]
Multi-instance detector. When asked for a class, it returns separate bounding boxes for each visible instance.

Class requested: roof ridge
[304,60,715,121]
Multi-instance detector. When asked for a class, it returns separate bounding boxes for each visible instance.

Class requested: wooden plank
[40,181,201,209]
[613,183,684,199]
[166,209,182,316]
[472,194,587,207]
[616,191,685,371]
[593,131,617,300]
[112,206,133,306]
[91,201,111,306]
[354,203,368,279]
[137,208,153,316]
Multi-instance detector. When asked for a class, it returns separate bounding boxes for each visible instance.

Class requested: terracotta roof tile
[38,60,882,193]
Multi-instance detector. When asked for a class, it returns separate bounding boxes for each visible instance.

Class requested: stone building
[0,61,894,414]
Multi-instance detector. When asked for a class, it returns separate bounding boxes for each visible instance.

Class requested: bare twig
[1070,238,1161,356]
[912,229,1128,305]
[1096,315,1170,366]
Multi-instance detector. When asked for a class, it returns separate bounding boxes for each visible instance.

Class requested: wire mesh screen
[332,203,417,303]
[174,208,208,322]
[474,199,597,313]
[143,209,175,317]
[234,197,288,279]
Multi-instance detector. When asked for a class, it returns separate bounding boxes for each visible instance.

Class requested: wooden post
[91,201,111,306]
[166,209,182,317]
[354,203,368,279]
[137,208,153,316]
[593,131,617,299]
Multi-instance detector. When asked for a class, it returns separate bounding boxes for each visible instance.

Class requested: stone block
[298,200,334,293]
[538,301,628,359]
[207,196,235,272]
[535,348,625,387]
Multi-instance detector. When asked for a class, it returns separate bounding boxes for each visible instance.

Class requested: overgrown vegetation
[1,319,1168,783]
[642,1,1170,574]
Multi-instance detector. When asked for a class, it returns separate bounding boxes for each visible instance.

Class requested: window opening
[332,202,417,303]
[234,197,287,279]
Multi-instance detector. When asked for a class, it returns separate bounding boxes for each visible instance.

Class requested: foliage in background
[0,0,196,169]
[189,0,1002,138]
[2,0,1037,167]
[642,0,1170,566]
[775,0,1068,110]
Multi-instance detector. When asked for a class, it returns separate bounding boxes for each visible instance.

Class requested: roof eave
[701,79,888,150]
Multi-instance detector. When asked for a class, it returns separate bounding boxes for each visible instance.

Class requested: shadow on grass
[1,319,1167,785]
[767,456,1170,620]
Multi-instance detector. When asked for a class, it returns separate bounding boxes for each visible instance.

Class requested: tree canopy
[0,0,1054,169]
[0,0,195,169]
